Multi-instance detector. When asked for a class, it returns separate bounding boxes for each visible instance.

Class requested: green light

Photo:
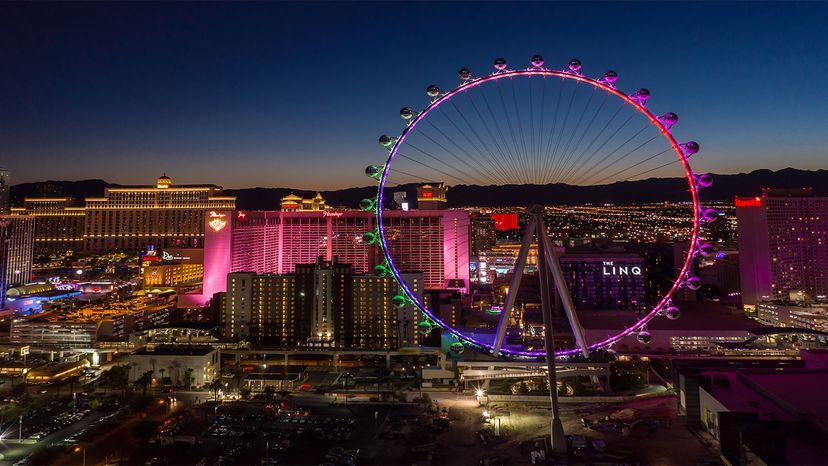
[365,165,383,179]
[359,198,375,211]
[391,295,406,308]
[417,321,433,335]
[362,232,376,245]
[374,265,389,277]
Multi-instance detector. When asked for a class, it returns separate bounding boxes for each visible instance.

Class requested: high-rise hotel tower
[737,188,828,307]
[84,175,235,251]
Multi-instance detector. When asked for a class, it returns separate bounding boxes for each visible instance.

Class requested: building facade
[0,169,9,215]
[471,215,496,256]
[560,255,646,311]
[11,198,86,256]
[197,207,470,305]
[737,188,828,307]
[1,216,34,309]
[223,267,426,350]
[84,175,235,251]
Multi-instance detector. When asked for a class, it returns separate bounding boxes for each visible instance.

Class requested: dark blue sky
[1,2,826,189]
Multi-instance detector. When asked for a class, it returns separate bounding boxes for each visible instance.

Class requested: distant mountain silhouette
[10,168,828,210]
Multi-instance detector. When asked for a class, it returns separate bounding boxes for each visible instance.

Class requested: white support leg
[492,217,536,355]
[537,218,591,359]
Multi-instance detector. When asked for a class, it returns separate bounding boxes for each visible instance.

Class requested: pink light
[377,68,701,357]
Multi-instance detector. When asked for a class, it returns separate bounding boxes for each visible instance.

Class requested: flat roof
[579,302,758,332]
[132,346,215,356]
[740,369,828,428]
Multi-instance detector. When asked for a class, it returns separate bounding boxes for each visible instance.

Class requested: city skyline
[2,2,827,189]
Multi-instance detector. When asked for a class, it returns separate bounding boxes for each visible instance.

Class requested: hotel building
[0,169,9,215]
[222,265,425,350]
[84,175,235,252]
[11,198,86,256]
[1,215,34,309]
[198,205,469,304]
[737,188,828,306]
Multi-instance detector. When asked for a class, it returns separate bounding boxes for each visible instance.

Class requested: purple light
[377,68,701,358]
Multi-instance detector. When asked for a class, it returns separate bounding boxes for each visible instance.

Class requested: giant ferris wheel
[362,55,716,361]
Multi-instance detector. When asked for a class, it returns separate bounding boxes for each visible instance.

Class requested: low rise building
[127,345,219,387]
[675,354,828,465]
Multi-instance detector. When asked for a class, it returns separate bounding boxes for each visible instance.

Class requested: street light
[75,447,86,466]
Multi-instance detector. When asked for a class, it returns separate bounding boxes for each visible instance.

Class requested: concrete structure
[756,301,828,334]
[84,175,235,251]
[280,193,326,211]
[195,206,470,305]
[222,267,426,351]
[127,345,219,386]
[1,215,34,309]
[470,215,496,256]
[580,302,761,353]
[0,169,10,215]
[223,272,297,344]
[352,272,424,349]
[676,356,828,464]
[299,257,352,348]
[416,182,448,210]
[10,198,86,256]
[737,188,828,307]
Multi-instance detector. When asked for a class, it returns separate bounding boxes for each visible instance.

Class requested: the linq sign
[601,261,642,276]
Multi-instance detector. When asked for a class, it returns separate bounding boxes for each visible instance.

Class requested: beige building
[11,198,86,256]
[84,175,235,251]
[143,263,204,290]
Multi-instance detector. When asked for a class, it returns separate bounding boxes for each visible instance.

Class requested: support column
[284,353,288,366]
[385,353,391,369]
[535,209,567,454]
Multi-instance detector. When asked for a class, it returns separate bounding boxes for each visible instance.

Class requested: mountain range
[9,168,828,210]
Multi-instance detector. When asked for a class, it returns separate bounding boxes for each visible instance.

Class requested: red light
[422,192,433,198]
[735,197,762,207]
[491,213,519,230]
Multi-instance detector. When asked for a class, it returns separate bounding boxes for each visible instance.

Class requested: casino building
[1,216,34,310]
[10,198,86,256]
[737,188,828,307]
[84,175,236,252]
[196,205,469,305]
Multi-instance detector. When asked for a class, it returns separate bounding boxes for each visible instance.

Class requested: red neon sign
[735,197,762,207]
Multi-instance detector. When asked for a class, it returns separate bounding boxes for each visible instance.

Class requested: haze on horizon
[1,2,826,190]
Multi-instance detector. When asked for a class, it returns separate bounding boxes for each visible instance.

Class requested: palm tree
[183,368,194,389]
[159,368,166,386]
[210,378,223,402]
[134,371,154,396]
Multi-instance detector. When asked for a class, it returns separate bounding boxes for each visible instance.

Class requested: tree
[134,370,154,396]
[210,378,223,402]
[183,368,194,389]
[159,368,166,385]
[105,365,130,396]
[263,385,276,401]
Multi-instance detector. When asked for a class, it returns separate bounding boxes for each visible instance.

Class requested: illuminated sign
[735,197,763,207]
[491,213,519,231]
[602,261,642,276]
[208,211,228,232]
[237,211,246,219]
[162,251,191,261]
[323,211,344,218]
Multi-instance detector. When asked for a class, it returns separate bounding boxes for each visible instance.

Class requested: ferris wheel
[363,55,717,360]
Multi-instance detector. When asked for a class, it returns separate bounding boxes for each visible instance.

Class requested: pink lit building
[191,208,469,305]
[737,188,828,307]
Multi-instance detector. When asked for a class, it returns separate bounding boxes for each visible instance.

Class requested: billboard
[491,213,519,231]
